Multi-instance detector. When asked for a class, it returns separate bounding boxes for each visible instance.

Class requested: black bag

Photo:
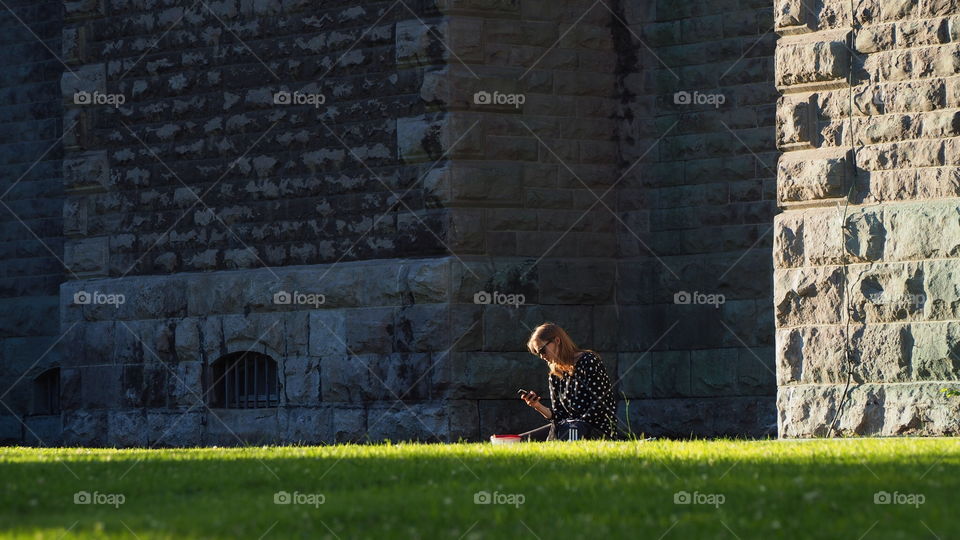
[553,419,596,441]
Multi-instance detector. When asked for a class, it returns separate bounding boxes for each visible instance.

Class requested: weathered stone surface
[22,0,956,446]
[365,400,477,442]
[620,396,777,438]
[432,351,544,399]
[24,415,62,446]
[286,407,333,444]
[148,411,203,447]
[778,383,960,437]
[776,37,850,87]
[774,266,845,327]
[478,399,538,439]
[776,0,960,437]
[108,410,148,447]
[777,153,848,202]
[776,96,813,147]
[63,409,108,446]
[0,415,23,444]
[205,408,283,446]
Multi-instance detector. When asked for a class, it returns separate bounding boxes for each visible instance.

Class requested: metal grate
[212,353,279,409]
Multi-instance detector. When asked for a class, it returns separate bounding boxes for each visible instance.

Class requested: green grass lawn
[0,438,956,539]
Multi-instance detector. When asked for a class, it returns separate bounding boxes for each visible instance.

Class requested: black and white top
[548,351,619,439]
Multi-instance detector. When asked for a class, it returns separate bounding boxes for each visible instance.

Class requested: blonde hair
[526,322,597,378]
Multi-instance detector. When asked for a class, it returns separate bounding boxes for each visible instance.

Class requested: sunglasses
[536,340,552,357]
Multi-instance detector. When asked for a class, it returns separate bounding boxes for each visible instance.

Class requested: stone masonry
[0,0,957,447]
[775,0,960,436]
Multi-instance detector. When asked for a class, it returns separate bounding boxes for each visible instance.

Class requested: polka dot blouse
[548,351,619,439]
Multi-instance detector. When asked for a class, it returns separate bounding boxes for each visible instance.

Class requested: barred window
[210,352,279,409]
[32,368,60,415]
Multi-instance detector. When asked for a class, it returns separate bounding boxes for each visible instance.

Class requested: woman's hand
[520,391,553,420]
[520,390,541,407]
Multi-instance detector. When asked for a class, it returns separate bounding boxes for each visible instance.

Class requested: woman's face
[536,338,558,363]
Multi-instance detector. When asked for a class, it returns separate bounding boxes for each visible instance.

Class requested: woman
[518,322,619,441]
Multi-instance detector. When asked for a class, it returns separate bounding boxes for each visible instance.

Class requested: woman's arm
[521,390,553,419]
[532,400,553,420]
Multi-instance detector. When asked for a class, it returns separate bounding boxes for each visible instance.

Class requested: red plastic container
[490,434,522,445]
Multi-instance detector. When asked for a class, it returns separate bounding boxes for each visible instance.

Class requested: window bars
[212,353,279,409]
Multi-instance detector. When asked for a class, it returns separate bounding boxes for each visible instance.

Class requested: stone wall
[0,0,65,444]
[12,0,959,445]
[60,0,447,278]
[614,0,778,437]
[48,0,633,445]
[419,0,626,439]
[0,0,791,447]
[774,0,960,436]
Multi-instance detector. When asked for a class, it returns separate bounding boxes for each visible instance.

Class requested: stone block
[331,405,366,442]
[691,348,738,396]
[774,266,845,327]
[848,261,926,324]
[885,202,960,261]
[618,352,652,399]
[285,406,333,444]
[24,415,62,446]
[778,382,960,437]
[432,351,544,399]
[910,321,960,381]
[775,95,814,147]
[776,37,850,87]
[775,0,806,29]
[366,400,476,442]
[539,260,615,304]
[108,410,148,447]
[65,0,105,19]
[774,212,804,269]
[777,152,849,202]
[283,357,320,406]
[310,311,347,357]
[423,162,524,206]
[397,113,484,163]
[345,307,395,354]
[148,411,203,447]
[60,63,105,101]
[652,350,691,398]
[0,415,22,444]
[63,409,107,446]
[620,396,776,438]
[478,399,534,439]
[63,151,109,192]
[80,364,123,409]
[776,325,846,385]
[205,408,282,446]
